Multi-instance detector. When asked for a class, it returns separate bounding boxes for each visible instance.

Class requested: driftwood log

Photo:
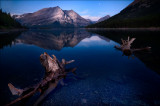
[6,52,76,106]
[115,36,151,58]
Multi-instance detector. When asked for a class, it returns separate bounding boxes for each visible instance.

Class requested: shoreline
[85,27,160,31]
[1,27,160,34]
[0,28,27,34]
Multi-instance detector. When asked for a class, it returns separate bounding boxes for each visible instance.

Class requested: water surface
[0,29,160,105]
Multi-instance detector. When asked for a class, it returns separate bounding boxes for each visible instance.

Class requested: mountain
[13,6,92,28]
[0,9,23,29]
[97,15,110,23]
[87,0,160,28]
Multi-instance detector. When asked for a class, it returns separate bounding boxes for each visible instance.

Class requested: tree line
[0,9,24,29]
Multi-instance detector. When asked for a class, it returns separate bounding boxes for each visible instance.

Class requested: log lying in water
[115,36,151,57]
[6,52,76,106]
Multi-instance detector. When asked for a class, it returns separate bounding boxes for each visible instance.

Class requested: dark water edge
[87,29,160,74]
[0,29,160,105]
[86,27,160,31]
[0,31,24,49]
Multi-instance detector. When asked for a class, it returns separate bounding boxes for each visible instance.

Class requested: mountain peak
[97,15,110,23]
[13,6,92,28]
[56,6,60,8]
[69,9,74,12]
[54,6,61,9]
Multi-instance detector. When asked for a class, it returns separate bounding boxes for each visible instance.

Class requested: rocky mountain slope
[97,15,110,23]
[13,6,92,28]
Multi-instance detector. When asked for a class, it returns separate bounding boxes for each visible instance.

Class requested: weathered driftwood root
[115,36,136,52]
[115,36,151,57]
[6,52,76,106]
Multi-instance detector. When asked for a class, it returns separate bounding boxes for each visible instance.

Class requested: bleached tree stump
[115,36,151,58]
[6,52,76,106]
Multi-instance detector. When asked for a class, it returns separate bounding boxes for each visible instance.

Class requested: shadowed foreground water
[0,29,160,105]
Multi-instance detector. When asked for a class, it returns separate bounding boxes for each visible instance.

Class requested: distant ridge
[97,15,110,23]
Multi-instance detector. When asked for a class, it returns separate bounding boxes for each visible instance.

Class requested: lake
[0,29,160,105]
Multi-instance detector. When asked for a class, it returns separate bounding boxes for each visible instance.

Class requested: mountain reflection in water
[15,29,91,50]
[0,29,160,105]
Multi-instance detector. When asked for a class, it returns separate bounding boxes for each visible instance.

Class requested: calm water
[0,29,160,105]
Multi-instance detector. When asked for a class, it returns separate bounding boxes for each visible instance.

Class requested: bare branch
[66,60,75,64]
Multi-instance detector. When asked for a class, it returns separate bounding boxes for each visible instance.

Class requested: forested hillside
[87,0,160,28]
[0,9,23,29]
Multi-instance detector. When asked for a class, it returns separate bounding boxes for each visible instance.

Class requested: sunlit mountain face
[12,6,93,28]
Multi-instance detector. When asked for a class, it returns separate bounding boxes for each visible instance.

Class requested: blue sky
[1,0,133,21]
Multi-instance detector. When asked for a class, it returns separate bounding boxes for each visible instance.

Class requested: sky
[0,0,133,21]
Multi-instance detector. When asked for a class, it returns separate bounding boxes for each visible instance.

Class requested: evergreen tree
[0,9,24,29]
